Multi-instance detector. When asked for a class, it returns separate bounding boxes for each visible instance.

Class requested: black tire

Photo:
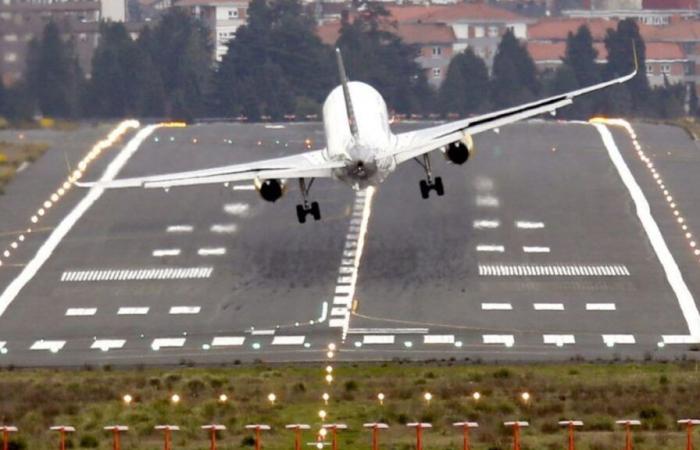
[311,201,321,221]
[296,204,307,223]
[419,180,430,199]
[434,177,444,196]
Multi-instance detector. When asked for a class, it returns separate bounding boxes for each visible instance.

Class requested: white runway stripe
[61,267,213,281]
[424,335,455,344]
[586,303,616,311]
[662,335,700,344]
[211,336,245,347]
[91,339,125,351]
[210,224,237,234]
[475,195,500,207]
[602,334,635,346]
[476,244,505,253]
[483,334,514,347]
[271,336,305,345]
[479,264,630,277]
[30,340,65,353]
[152,249,181,257]
[543,334,575,346]
[198,247,226,256]
[65,308,97,316]
[348,328,428,334]
[363,335,395,344]
[533,303,564,310]
[516,221,545,229]
[223,203,249,216]
[250,329,275,335]
[118,307,149,315]
[232,184,255,191]
[473,220,500,229]
[481,303,512,310]
[169,306,201,315]
[151,338,185,350]
[523,246,550,253]
[166,225,193,233]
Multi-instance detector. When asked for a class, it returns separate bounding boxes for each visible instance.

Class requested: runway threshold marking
[479,264,629,277]
[30,340,65,353]
[60,267,213,281]
[473,220,500,229]
[586,303,616,311]
[543,334,575,347]
[363,335,395,344]
[166,225,194,233]
[602,334,635,347]
[593,122,700,341]
[210,224,237,234]
[169,306,201,314]
[482,334,514,347]
[0,124,161,316]
[211,336,245,347]
[117,307,149,315]
[271,336,305,345]
[198,247,226,256]
[523,246,550,253]
[153,249,181,257]
[424,335,455,344]
[533,303,564,311]
[476,244,505,253]
[329,187,375,340]
[151,338,185,350]
[516,221,545,229]
[91,339,125,351]
[475,195,500,207]
[481,303,513,310]
[65,308,97,316]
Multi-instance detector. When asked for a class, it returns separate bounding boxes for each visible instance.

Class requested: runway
[0,119,699,365]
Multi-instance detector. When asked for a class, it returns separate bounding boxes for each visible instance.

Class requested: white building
[179,0,248,61]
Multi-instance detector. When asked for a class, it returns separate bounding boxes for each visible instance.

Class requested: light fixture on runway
[122,394,133,405]
[267,393,276,405]
[170,394,180,404]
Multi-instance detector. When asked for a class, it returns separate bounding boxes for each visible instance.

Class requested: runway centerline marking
[153,249,181,257]
[516,221,545,229]
[271,336,305,345]
[586,303,616,311]
[543,334,575,347]
[210,224,237,234]
[329,187,376,340]
[118,307,149,315]
[483,334,514,347]
[363,335,395,344]
[473,220,500,229]
[166,225,193,233]
[169,306,201,315]
[65,308,97,316]
[424,335,455,344]
[481,303,512,310]
[198,247,226,256]
[475,195,500,207]
[151,338,185,350]
[523,246,550,253]
[91,339,125,351]
[476,244,505,253]
[602,334,635,347]
[30,340,65,353]
[223,203,249,216]
[593,122,700,339]
[211,336,245,347]
[533,303,564,311]
[0,124,160,317]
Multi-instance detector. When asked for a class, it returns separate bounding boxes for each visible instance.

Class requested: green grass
[0,362,699,450]
[0,141,49,193]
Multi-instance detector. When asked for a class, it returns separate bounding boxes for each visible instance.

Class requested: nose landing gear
[415,154,444,199]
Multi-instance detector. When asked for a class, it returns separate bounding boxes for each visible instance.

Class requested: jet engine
[444,133,474,165]
[255,178,285,202]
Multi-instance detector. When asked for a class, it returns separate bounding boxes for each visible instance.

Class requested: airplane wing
[77,149,346,189]
[390,64,637,165]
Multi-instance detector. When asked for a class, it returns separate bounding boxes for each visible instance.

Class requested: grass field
[1,362,700,450]
[0,140,49,193]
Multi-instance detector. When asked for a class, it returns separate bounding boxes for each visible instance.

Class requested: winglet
[335,48,359,139]
[631,39,639,76]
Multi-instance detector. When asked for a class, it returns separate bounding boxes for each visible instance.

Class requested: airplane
[80,47,637,224]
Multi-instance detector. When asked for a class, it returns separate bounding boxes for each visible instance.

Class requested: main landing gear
[415,154,444,199]
[296,178,321,223]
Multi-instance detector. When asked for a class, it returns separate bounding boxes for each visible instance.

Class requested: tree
[437,48,489,116]
[0,77,5,117]
[603,18,649,116]
[561,25,601,118]
[139,8,212,120]
[336,4,434,114]
[24,22,83,118]
[212,0,334,119]
[490,29,539,108]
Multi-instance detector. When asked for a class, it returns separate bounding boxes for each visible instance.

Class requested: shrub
[79,435,98,448]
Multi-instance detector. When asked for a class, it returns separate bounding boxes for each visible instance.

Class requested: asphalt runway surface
[0,119,699,366]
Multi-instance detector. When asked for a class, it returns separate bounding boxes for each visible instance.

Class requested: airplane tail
[335,48,359,140]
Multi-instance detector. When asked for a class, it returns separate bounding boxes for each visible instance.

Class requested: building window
[432,46,441,56]
[474,26,484,38]
[487,26,498,38]
[4,52,17,62]
[646,64,653,74]
[227,9,238,18]
[432,68,441,78]
[4,33,18,41]
[661,64,671,74]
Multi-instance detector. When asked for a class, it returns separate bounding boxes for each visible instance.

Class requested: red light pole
[154,425,179,450]
[452,422,478,450]
[201,425,226,450]
[363,423,388,450]
[285,424,310,450]
[50,426,75,450]
[104,426,128,450]
[407,423,432,450]
[0,426,17,450]
[616,420,641,450]
[245,424,271,450]
[504,421,529,450]
[678,419,700,450]
[322,424,347,450]
[558,420,583,450]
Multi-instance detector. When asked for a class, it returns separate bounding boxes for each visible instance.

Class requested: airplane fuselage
[322,81,397,189]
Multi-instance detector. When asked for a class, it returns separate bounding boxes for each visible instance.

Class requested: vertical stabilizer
[335,48,359,139]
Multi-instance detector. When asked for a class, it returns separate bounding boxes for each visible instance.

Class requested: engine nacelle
[444,133,474,165]
[255,178,285,202]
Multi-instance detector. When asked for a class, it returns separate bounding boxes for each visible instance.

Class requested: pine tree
[561,25,602,118]
[0,77,6,118]
[437,48,489,116]
[491,30,539,108]
[604,18,648,116]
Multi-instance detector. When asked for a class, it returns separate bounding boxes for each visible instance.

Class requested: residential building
[562,0,698,25]
[178,0,248,61]
[0,0,128,85]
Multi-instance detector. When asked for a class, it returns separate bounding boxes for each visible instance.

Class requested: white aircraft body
[82,49,636,223]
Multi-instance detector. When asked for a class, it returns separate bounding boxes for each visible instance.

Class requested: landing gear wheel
[419,180,430,199]
[434,177,444,196]
[310,201,321,221]
[296,205,307,224]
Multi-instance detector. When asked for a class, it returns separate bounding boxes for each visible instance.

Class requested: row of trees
[0,2,692,122]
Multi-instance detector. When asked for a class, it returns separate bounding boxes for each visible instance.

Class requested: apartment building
[178,0,248,61]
